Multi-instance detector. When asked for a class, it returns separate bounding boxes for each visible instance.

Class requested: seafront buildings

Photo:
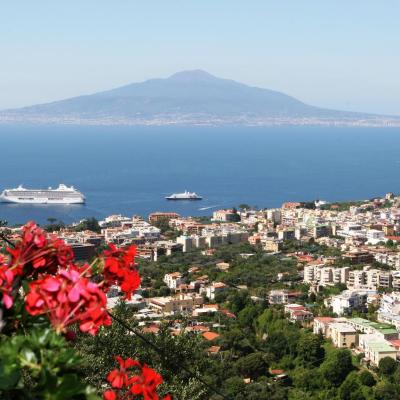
[13,191,400,367]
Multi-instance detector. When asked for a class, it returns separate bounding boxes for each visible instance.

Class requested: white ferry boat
[165,190,202,200]
[0,184,85,204]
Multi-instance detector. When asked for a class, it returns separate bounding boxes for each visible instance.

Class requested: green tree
[238,304,259,329]
[375,381,400,400]
[74,217,101,233]
[235,352,269,379]
[296,332,325,367]
[358,370,376,387]
[223,377,246,398]
[379,356,397,377]
[320,349,353,387]
[291,367,323,391]
[338,372,366,400]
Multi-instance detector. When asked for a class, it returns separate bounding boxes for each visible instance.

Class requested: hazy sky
[1,1,399,115]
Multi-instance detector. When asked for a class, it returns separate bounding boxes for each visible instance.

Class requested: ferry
[0,184,86,204]
[165,190,202,200]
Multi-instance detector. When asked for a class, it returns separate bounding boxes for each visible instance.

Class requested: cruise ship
[0,184,85,204]
[165,190,202,200]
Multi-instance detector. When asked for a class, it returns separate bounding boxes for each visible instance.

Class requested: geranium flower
[104,357,169,400]
[101,245,140,299]
[25,264,111,335]
[7,222,74,276]
[0,264,15,309]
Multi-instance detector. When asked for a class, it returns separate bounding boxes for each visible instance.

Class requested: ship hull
[165,197,202,200]
[0,196,85,204]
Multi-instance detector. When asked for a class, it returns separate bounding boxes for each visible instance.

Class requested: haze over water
[0,124,399,225]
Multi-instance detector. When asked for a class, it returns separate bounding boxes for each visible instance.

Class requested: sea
[0,124,399,225]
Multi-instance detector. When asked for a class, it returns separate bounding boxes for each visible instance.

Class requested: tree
[375,381,400,400]
[235,352,269,379]
[238,304,259,329]
[296,332,325,367]
[74,217,101,233]
[223,377,246,398]
[291,368,323,391]
[338,372,366,400]
[358,370,376,387]
[320,349,353,386]
[379,356,397,377]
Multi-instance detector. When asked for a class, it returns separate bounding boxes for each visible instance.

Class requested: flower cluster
[0,222,170,398]
[104,356,170,400]
[101,244,140,300]
[26,264,111,335]
[7,221,73,275]
[0,262,14,309]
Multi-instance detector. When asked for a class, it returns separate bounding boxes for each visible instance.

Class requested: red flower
[101,245,140,300]
[107,356,139,389]
[0,264,15,309]
[7,222,74,276]
[129,363,163,400]
[103,390,117,400]
[25,264,111,335]
[104,357,168,400]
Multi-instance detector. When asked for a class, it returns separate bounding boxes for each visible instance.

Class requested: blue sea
[0,124,399,225]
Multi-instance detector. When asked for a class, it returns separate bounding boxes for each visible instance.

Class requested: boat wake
[198,205,219,211]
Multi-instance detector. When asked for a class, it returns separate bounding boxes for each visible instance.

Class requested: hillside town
[4,191,400,398]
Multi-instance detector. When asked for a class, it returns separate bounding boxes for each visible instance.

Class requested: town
[4,191,400,398]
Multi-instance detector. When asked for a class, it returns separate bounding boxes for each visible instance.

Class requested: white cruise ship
[0,184,85,204]
[165,190,202,200]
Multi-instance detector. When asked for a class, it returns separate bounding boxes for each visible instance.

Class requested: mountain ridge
[1,70,398,127]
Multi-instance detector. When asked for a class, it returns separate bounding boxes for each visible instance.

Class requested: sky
[1,1,399,115]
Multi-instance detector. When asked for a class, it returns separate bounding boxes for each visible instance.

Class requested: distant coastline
[2,70,399,128]
[1,115,399,128]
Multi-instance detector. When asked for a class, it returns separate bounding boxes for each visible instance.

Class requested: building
[284,304,313,323]
[176,235,194,252]
[358,334,397,366]
[330,290,371,316]
[204,282,227,300]
[70,243,96,261]
[163,272,184,290]
[343,250,374,265]
[264,239,283,253]
[328,323,357,348]
[148,212,180,224]
[313,317,335,336]
[212,209,240,222]
[148,294,203,315]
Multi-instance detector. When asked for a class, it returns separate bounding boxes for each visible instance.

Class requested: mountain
[0,70,398,126]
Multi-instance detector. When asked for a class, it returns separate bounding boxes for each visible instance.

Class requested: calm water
[0,124,399,225]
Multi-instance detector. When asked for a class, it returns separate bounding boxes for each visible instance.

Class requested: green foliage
[235,352,269,379]
[338,372,366,400]
[320,348,353,387]
[0,328,98,400]
[358,370,376,387]
[74,304,211,399]
[296,332,325,367]
[74,217,101,233]
[378,356,397,377]
[374,381,400,400]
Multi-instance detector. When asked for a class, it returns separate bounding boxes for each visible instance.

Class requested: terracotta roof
[142,326,160,334]
[206,346,221,354]
[314,317,334,323]
[388,339,400,348]
[190,325,209,333]
[220,309,236,318]
[270,369,285,375]
[202,331,220,341]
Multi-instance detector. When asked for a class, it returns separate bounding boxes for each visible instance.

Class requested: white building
[163,272,184,290]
